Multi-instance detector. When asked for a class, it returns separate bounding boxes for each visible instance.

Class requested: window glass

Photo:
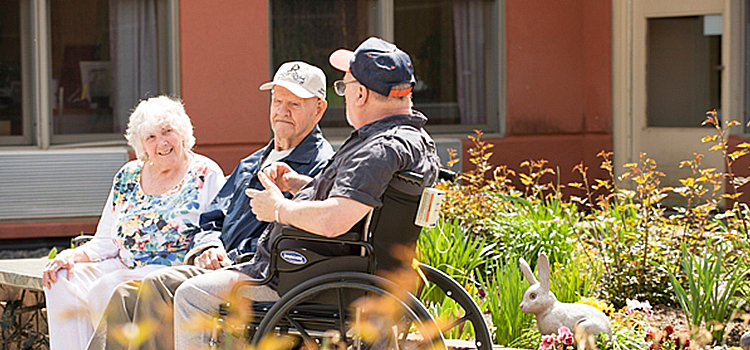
[395,0,491,126]
[271,0,497,131]
[647,16,721,127]
[271,0,377,128]
[50,0,159,140]
[0,1,23,137]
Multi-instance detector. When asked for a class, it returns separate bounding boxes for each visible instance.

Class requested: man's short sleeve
[327,137,406,208]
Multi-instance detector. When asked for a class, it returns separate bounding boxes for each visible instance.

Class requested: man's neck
[274,137,299,151]
[355,104,411,129]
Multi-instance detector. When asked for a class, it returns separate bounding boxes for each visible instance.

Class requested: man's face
[270,86,322,148]
[342,72,360,128]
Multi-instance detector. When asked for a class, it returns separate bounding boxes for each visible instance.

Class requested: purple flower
[540,334,556,350]
[478,288,486,298]
[641,300,653,318]
[557,326,574,345]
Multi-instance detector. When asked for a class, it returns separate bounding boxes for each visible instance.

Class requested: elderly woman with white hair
[42,96,225,350]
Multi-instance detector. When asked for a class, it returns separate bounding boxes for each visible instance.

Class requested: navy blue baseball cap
[329,37,415,98]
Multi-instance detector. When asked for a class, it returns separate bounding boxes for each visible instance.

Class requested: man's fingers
[197,249,225,270]
[258,172,281,192]
[245,188,259,198]
[264,166,278,181]
[206,250,221,269]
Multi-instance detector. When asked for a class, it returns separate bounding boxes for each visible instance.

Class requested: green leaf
[48,247,57,259]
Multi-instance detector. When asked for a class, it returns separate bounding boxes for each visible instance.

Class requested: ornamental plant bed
[417,111,750,349]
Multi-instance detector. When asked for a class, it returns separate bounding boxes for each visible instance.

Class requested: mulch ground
[650,304,750,347]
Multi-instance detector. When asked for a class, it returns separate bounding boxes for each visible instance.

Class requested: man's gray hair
[125,96,196,161]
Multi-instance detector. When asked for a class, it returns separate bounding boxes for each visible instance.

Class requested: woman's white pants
[43,258,165,350]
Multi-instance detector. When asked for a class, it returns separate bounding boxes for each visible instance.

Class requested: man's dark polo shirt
[187,125,334,263]
[236,111,440,283]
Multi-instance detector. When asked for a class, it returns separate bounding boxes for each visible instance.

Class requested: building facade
[1,0,748,241]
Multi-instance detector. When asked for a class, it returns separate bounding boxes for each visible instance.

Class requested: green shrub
[490,194,578,269]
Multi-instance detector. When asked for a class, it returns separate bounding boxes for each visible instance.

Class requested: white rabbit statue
[519,252,612,337]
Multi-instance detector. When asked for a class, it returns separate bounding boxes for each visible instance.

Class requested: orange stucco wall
[181,0,270,174]
[471,0,613,187]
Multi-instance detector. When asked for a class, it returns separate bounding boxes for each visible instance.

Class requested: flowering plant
[625,298,654,318]
[645,324,691,350]
[538,326,575,350]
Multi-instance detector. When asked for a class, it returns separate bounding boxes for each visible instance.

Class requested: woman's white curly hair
[124,96,195,161]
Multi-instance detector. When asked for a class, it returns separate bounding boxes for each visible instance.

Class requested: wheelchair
[213,169,492,350]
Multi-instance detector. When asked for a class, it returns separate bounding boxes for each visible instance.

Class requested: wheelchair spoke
[445,313,472,332]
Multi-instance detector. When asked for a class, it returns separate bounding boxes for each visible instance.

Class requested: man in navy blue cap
[171,37,440,348]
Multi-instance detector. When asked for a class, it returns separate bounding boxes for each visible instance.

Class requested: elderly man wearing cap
[86,61,334,350]
[171,37,440,349]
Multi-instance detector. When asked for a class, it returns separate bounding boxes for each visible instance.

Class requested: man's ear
[355,84,368,106]
[315,98,328,121]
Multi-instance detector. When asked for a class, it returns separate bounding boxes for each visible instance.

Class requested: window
[270,0,500,135]
[647,16,721,128]
[0,1,26,144]
[0,0,177,147]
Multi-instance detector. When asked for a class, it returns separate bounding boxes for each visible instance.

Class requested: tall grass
[480,260,534,346]
[417,218,496,340]
[417,218,496,291]
[665,241,747,341]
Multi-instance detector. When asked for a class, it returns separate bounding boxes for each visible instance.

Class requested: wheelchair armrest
[279,226,361,242]
[234,252,255,264]
[439,168,457,182]
[271,226,376,273]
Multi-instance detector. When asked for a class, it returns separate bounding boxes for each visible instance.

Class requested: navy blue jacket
[186,125,334,263]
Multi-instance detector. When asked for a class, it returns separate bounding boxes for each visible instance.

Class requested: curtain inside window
[109,0,158,133]
[453,0,485,125]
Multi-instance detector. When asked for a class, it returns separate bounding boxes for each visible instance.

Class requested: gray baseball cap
[260,61,327,99]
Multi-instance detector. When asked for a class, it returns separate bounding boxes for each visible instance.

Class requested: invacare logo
[280,250,307,265]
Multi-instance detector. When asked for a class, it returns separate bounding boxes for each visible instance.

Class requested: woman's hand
[42,249,88,289]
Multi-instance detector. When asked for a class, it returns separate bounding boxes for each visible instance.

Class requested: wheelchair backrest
[366,171,425,272]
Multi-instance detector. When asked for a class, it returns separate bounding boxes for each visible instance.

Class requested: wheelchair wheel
[418,264,493,350]
[252,272,445,350]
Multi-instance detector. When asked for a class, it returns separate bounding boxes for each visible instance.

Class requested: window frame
[740,0,750,137]
[0,0,180,149]
[269,0,506,139]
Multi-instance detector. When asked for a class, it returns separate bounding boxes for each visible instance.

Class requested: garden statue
[740,331,750,350]
[519,252,612,338]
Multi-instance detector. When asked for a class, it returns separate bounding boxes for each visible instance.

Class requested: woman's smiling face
[143,122,185,167]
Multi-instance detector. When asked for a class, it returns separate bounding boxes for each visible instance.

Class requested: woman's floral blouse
[79,154,225,268]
